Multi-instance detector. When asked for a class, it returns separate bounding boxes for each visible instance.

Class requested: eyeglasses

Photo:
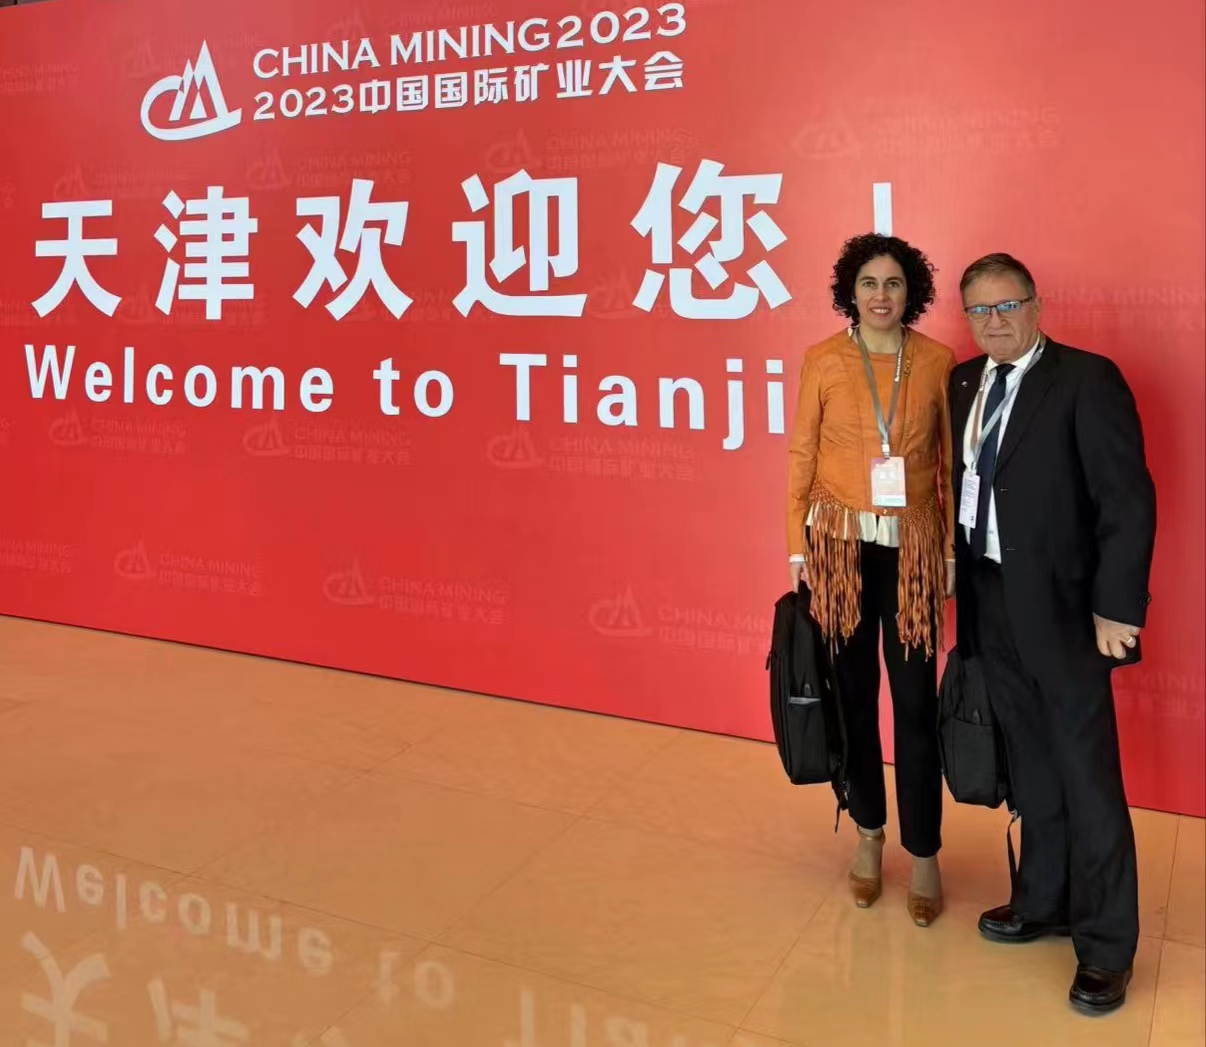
[963,296,1034,320]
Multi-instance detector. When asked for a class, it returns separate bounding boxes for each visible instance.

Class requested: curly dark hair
[830,232,937,328]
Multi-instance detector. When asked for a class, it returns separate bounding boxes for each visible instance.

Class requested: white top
[801,503,900,552]
[961,336,1041,563]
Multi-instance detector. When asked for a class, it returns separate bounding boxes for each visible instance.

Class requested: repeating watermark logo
[322,560,378,608]
[323,561,508,625]
[112,282,269,328]
[1043,285,1206,335]
[291,148,414,194]
[118,38,159,82]
[0,62,78,98]
[243,418,412,468]
[792,110,859,160]
[0,296,82,328]
[486,428,544,469]
[0,537,75,576]
[793,100,1062,159]
[114,540,263,597]
[588,584,654,637]
[481,124,702,177]
[584,267,675,320]
[590,585,769,654]
[486,428,702,481]
[48,410,188,457]
[50,164,194,206]
[1116,668,1206,726]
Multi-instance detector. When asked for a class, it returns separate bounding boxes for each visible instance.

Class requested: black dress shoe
[1070,964,1132,1015]
[978,903,1070,943]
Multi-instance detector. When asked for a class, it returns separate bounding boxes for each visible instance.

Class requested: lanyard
[854,326,906,458]
[970,337,1045,468]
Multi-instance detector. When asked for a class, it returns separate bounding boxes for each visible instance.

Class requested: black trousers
[833,542,942,858]
[968,558,1138,972]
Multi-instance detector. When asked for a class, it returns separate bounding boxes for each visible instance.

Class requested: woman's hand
[945,558,956,598]
[790,559,809,591]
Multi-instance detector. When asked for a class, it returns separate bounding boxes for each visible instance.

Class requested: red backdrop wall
[1,0,1202,815]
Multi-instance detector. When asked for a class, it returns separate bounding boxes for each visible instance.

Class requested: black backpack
[937,645,1021,887]
[766,587,849,823]
[936,646,1013,810]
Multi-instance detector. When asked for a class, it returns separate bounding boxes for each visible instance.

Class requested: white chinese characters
[453,170,587,317]
[21,932,111,1046]
[155,187,258,321]
[33,201,121,318]
[632,159,791,319]
[31,160,793,323]
[295,178,412,319]
[150,979,250,1046]
[251,47,684,120]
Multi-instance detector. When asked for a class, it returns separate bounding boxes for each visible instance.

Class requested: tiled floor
[0,615,1201,1046]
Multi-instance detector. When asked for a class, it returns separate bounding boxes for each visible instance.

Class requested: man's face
[962,273,1042,363]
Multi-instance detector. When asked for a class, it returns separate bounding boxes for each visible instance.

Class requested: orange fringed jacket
[786,328,957,656]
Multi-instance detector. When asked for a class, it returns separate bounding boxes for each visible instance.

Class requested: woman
[786,232,956,927]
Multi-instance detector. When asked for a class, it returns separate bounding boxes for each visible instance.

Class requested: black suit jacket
[949,339,1156,678]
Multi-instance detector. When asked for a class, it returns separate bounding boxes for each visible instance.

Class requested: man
[949,253,1156,1015]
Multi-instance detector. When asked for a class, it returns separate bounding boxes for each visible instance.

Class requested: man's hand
[945,559,956,599]
[790,559,809,591]
[1093,614,1140,659]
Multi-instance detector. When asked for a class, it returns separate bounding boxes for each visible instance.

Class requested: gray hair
[959,253,1037,297]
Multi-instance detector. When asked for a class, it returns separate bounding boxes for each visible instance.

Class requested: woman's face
[853,254,907,331]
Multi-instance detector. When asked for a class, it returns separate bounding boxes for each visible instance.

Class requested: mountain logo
[588,585,653,637]
[141,41,242,142]
[114,541,154,581]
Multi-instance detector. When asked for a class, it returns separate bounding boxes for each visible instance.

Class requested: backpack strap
[1006,809,1020,892]
[826,631,850,833]
[986,662,1021,892]
[790,592,811,699]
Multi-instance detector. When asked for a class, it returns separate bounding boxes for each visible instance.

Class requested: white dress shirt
[962,336,1041,563]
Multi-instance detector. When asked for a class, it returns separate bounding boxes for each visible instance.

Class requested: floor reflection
[0,616,1201,1046]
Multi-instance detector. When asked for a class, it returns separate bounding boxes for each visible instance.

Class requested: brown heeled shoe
[849,827,885,908]
[850,871,883,909]
[907,855,943,926]
[907,891,944,927]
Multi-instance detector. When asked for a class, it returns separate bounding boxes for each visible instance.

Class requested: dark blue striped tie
[971,363,1014,559]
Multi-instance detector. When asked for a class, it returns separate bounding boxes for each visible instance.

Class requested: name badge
[870,456,907,508]
[959,472,981,529]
